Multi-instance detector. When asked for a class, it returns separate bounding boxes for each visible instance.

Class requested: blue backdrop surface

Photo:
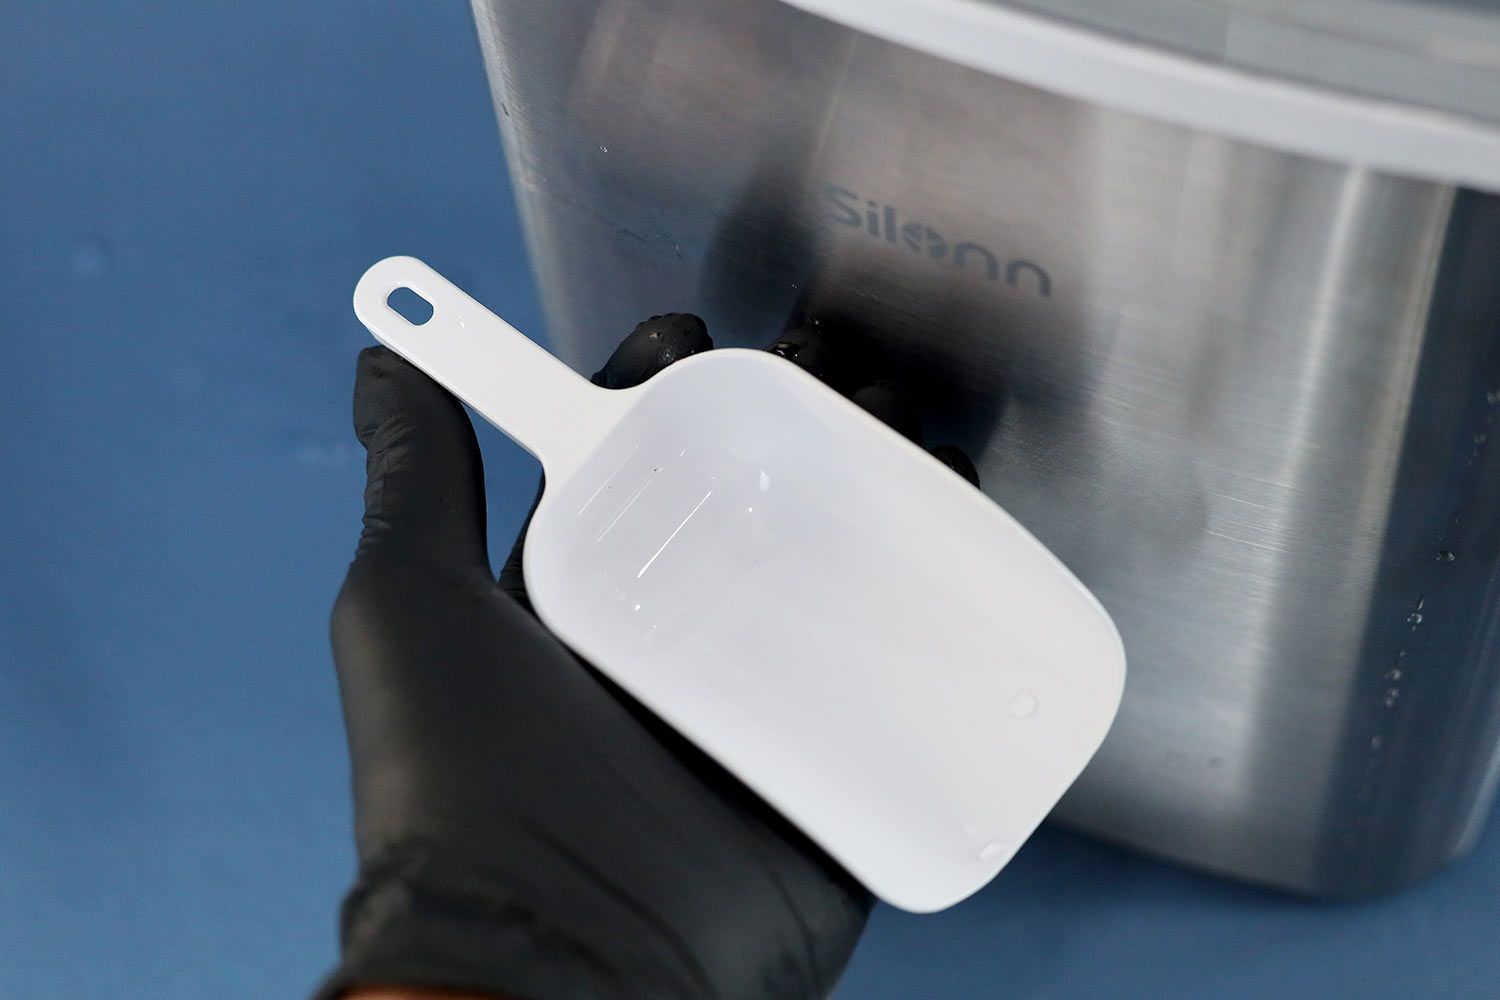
[2,3,1498,997]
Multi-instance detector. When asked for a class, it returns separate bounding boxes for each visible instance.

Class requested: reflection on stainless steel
[472,0,1500,895]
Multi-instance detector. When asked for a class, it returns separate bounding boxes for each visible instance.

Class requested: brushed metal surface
[471,0,1500,895]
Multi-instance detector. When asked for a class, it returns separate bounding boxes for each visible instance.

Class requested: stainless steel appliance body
[471,0,1500,895]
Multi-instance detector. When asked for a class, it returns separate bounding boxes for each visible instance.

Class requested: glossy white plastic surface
[353,256,1126,912]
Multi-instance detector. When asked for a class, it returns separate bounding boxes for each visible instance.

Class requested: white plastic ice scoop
[353,256,1125,912]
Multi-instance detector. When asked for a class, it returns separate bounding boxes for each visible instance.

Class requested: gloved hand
[318,315,978,1000]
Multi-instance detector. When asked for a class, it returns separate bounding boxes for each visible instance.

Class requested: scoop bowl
[353,255,1125,912]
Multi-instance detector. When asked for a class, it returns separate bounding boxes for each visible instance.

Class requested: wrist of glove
[317,314,977,1000]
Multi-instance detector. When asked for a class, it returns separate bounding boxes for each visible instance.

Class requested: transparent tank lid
[785,0,1500,191]
[999,0,1500,127]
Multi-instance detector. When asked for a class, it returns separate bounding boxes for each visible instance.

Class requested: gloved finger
[850,379,924,446]
[770,325,979,487]
[497,476,544,609]
[590,312,714,389]
[767,324,859,393]
[929,443,981,489]
[350,346,490,574]
[499,313,714,593]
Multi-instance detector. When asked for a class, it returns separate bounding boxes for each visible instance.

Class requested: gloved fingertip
[353,345,434,449]
[354,343,406,384]
[851,380,924,446]
[592,313,713,389]
[767,324,855,389]
[347,345,491,570]
[929,444,980,489]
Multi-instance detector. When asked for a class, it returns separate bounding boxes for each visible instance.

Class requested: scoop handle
[353,256,628,481]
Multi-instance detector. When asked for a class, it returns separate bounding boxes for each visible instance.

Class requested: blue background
[3,2,1499,997]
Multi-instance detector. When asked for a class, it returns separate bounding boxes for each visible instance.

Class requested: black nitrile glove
[318,316,978,1000]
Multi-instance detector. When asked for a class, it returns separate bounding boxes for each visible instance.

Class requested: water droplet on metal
[1438,550,1456,562]
[1408,612,1423,625]
[1009,691,1038,718]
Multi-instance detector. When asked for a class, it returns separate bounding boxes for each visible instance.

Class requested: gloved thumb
[350,345,490,573]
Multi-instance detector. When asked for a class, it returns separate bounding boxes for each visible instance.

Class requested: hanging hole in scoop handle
[353,256,627,481]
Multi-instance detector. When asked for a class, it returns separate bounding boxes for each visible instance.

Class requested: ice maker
[470,0,1500,895]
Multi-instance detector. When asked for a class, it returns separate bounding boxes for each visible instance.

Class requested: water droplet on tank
[1408,612,1423,625]
[1438,550,1456,562]
[1009,691,1038,718]
[1371,735,1384,750]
